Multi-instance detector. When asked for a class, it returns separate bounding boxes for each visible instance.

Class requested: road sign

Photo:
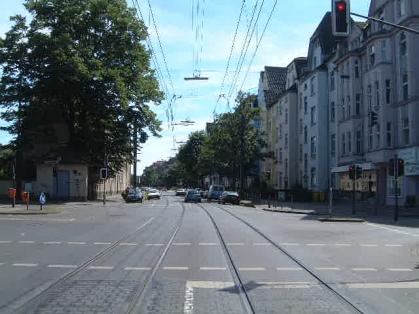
[39,192,46,205]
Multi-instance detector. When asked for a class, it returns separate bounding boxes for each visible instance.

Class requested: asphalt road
[0,194,418,313]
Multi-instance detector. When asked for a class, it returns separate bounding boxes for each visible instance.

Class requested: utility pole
[239,109,245,195]
[103,150,107,206]
[394,154,399,222]
[133,119,138,188]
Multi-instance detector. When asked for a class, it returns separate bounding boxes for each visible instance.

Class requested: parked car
[184,189,202,203]
[219,191,240,205]
[125,188,143,203]
[148,189,161,200]
[208,185,225,201]
[176,188,187,196]
[202,190,208,198]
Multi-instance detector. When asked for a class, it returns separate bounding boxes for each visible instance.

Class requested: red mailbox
[8,188,16,199]
[21,192,30,203]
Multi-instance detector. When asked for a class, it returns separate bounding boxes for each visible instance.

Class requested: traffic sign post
[39,192,46,211]
[389,156,404,222]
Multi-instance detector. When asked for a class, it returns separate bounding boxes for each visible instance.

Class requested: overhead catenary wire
[239,0,278,91]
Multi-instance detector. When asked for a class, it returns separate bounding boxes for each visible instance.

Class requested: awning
[331,162,377,173]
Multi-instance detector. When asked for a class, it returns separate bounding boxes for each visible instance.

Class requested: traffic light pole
[350,12,419,35]
[394,154,399,222]
[352,177,356,215]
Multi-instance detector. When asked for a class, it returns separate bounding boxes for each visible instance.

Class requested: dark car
[184,189,202,203]
[125,188,143,203]
[219,191,240,205]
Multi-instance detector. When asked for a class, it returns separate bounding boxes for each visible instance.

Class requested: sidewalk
[0,203,62,215]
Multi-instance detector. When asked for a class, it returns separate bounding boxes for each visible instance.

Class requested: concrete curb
[0,208,63,215]
[318,217,365,223]
[262,208,322,215]
[240,201,255,208]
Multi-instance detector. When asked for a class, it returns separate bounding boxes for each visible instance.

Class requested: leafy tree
[0,0,163,180]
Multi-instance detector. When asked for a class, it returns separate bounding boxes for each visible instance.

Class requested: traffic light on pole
[332,0,350,36]
[389,159,395,176]
[397,159,404,177]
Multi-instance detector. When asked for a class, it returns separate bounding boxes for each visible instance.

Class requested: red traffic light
[336,2,346,12]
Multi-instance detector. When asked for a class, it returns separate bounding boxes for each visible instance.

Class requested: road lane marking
[352,268,377,272]
[385,244,403,247]
[145,243,164,246]
[48,264,77,269]
[306,244,326,246]
[227,243,245,246]
[346,282,419,289]
[387,268,413,272]
[124,267,151,271]
[238,267,265,271]
[93,242,112,245]
[0,241,12,244]
[256,282,312,289]
[334,243,352,246]
[13,263,38,267]
[253,243,271,246]
[186,281,234,289]
[18,241,35,244]
[173,242,192,246]
[279,243,300,246]
[200,267,227,271]
[276,267,303,271]
[67,242,86,245]
[314,267,341,271]
[360,244,378,247]
[88,266,114,270]
[119,243,138,246]
[43,242,62,245]
[184,286,194,314]
[198,243,217,246]
[366,223,419,237]
[163,267,189,270]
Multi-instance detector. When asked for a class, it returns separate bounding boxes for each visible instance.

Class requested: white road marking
[385,244,403,247]
[253,243,271,246]
[124,267,151,271]
[198,243,217,246]
[118,243,138,246]
[276,267,303,271]
[145,243,164,246]
[200,267,227,271]
[366,223,419,237]
[314,267,341,271]
[93,242,112,245]
[163,267,189,270]
[306,244,326,247]
[18,241,35,244]
[256,282,312,289]
[0,241,12,244]
[334,243,352,247]
[43,242,62,245]
[280,243,300,246]
[227,243,244,246]
[13,263,38,267]
[184,286,194,314]
[352,268,377,272]
[387,268,413,272]
[346,282,419,289]
[48,264,77,269]
[238,267,265,271]
[186,281,234,289]
[173,242,192,246]
[360,244,378,247]
[67,242,86,245]
[88,266,114,270]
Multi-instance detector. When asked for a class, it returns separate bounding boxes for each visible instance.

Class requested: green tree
[0,0,163,178]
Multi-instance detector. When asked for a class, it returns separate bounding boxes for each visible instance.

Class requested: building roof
[368,0,386,17]
[293,57,308,78]
[263,66,287,107]
[310,12,339,57]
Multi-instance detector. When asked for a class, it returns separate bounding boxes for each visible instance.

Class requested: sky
[0,0,370,175]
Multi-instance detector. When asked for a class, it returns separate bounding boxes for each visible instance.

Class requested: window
[376,124,380,149]
[331,71,335,90]
[299,144,303,163]
[386,122,392,147]
[285,133,288,149]
[279,104,283,115]
[381,40,387,61]
[341,98,346,120]
[311,167,317,188]
[304,154,308,178]
[285,108,288,124]
[279,124,283,139]
[311,136,317,158]
[402,74,408,101]
[310,106,316,125]
[385,80,391,104]
[347,131,352,153]
[354,60,359,78]
[278,172,282,187]
[367,84,372,110]
[304,96,308,114]
[356,130,362,154]
[304,126,307,144]
[341,133,346,156]
[347,96,351,117]
[299,93,303,110]
[369,45,375,67]
[275,127,279,143]
[400,32,407,57]
[331,101,335,122]
[310,77,315,95]
[331,134,336,157]
[402,118,409,145]
[279,147,283,162]
[299,119,303,134]
[355,94,361,115]
[397,0,406,18]
[304,83,307,91]
[375,81,380,107]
